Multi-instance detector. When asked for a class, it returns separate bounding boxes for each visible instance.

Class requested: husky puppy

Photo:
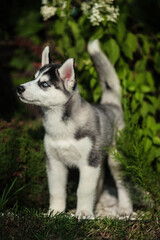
[17,40,133,219]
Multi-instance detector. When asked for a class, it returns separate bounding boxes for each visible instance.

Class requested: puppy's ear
[41,46,50,67]
[58,58,76,91]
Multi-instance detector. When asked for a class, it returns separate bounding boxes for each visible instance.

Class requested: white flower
[41,5,57,21]
[62,1,67,9]
[106,5,119,22]
[40,0,119,24]
[42,0,48,5]
[81,0,119,26]
[81,2,90,15]
[89,4,104,26]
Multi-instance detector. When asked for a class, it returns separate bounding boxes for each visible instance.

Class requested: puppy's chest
[45,136,92,167]
[43,112,92,167]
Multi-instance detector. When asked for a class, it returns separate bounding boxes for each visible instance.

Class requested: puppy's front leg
[76,165,100,219]
[47,158,68,215]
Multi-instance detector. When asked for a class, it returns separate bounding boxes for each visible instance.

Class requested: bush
[112,110,160,212]
[0,119,48,209]
[1,0,160,213]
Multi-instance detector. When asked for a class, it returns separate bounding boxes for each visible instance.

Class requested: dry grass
[0,210,160,240]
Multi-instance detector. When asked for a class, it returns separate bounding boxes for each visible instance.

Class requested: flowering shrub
[41,5,57,21]
[1,0,160,210]
[40,0,119,26]
[81,0,119,26]
[10,0,160,173]
[41,0,68,20]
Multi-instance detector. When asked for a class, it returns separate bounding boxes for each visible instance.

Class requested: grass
[0,209,160,240]
[1,119,160,239]
[0,178,26,212]
[0,165,160,240]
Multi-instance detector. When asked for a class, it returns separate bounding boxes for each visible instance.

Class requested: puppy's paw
[118,206,133,217]
[95,205,118,218]
[76,210,94,220]
[118,199,133,216]
[45,208,63,217]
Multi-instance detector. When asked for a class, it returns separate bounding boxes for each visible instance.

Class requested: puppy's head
[17,46,76,107]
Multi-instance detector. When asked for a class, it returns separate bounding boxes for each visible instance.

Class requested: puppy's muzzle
[17,85,25,94]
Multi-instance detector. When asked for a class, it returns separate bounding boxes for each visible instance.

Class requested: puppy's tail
[88,40,121,107]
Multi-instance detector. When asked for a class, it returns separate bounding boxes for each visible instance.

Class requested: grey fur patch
[75,128,101,167]
[46,155,51,170]
[96,104,115,126]
[89,149,102,167]
[94,109,101,134]
[62,96,73,122]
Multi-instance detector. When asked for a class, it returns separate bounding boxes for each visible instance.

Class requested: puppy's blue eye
[41,82,50,88]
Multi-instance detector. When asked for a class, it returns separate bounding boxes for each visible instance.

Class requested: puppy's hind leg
[108,154,133,216]
[95,161,118,217]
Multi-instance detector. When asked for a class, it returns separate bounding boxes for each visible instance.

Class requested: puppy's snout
[17,85,25,94]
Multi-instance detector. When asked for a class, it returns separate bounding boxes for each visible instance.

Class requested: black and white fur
[17,40,133,219]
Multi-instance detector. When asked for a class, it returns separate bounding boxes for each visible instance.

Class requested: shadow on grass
[0,209,160,240]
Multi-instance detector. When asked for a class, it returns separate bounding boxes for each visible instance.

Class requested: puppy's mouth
[18,94,39,104]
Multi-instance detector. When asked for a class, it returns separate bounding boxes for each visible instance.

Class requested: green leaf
[116,20,126,43]
[117,58,131,80]
[144,137,152,152]
[131,98,139,112]
[146,115,156,128]
[143,39,150,55]
[89,66,97,77]
[135,72,145,83]
[155,123,160,132]
[122,43,133,60]
[153,137,160,145]
[141,102,153,117]
[67,47,76,58]
[146,96,158,105]
[104,38,120,65]
[126,32,137,52]
[76,38,85,53]
[122,32,137,60]
[125,32,137,53]
[68,21,80,39]
[143,128,153,138]
[135,92,143,102]
[140,85,151,93]
[139,34,150,55]
[146,116,157,134]
[127,83,137,92]
[154,148,160,158]
[117,67,127,80]
[91,27,104,40]
[93,85,102,102]
[90,78,97,89]
[154,52,160,73]
[54,20,65,35]
[146,72,155,90]
[135,59,147,72]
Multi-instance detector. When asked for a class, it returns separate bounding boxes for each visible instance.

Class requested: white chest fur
[43,108,92,167]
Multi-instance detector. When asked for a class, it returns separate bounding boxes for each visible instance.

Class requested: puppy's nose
[17,85,25,94]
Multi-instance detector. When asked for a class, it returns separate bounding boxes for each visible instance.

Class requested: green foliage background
[0,0,160,212]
